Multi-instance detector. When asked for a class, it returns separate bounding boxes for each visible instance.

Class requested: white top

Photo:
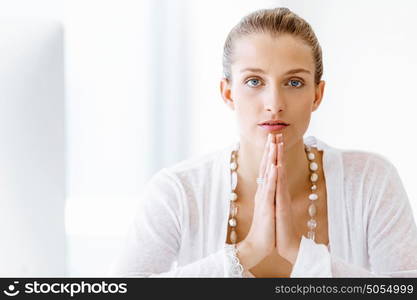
[109,136,417,277]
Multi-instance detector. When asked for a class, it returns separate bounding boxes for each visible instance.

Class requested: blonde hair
[222,7,323,85]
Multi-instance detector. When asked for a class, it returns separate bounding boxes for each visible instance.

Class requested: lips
[262,122,288,125]
[259,119,289,126]
[258,119,289,132]
[259,124,288,132]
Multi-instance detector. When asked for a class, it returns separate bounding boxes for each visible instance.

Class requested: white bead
[307,231,315,240]
[309,162,318,171]
[230,192,237,201]
[231,171,237,190]
[230,162,237,171]
[310,173,318,182]
[230,204,238,217]
[309,193,318,201]
[308,203,317,217]
[311,184,317,190]
[230,230,237,243]
[307,219,317,229]
[307,152,315,160]
[229,218,237,227]
[305,145,311,152]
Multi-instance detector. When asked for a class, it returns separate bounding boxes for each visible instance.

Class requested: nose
[264,85,285,113]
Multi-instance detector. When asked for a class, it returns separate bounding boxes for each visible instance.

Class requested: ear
[312,80,325,112]
[220,77,235,111]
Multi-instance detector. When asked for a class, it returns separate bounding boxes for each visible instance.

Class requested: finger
[263,136,276,182]
[275,134,283,164]
[265,162,277,205]
[279,142,289,190]
[269,134,277,167]
[276,141,291,211]
[255,134,273,199]
[277,141,284,169]
[258,133,272,178]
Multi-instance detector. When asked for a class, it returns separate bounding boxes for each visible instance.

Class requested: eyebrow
[239,67,311,75]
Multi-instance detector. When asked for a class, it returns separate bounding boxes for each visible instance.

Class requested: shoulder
[339,148,395,177]
[336,148,400,199]
[165,146,230,176]
[148,144,232,195]
[307,136,394,176]
[137,146,230,216]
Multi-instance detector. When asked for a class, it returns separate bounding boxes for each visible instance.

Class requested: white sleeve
[108,169,245,277]
[291,164,417,277]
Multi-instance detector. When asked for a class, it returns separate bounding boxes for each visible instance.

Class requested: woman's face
[220,33,325,150]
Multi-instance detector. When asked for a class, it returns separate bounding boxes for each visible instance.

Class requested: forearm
[236,241,260,271]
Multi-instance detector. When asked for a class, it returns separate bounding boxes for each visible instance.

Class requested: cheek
[291,103,312,127]
[279,95,312,127]
[289,90,315,110]
[289,107,313,137]
[235,104,257,123]
[234,102,262,130]
[233,89,259,111]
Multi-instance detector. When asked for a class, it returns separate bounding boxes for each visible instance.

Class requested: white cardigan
[109,136,417,277]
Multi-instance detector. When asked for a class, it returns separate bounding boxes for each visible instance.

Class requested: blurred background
[1,0,416,276]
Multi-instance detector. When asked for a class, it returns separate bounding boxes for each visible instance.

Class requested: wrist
[236,240,261,270]
[285,246,300,265]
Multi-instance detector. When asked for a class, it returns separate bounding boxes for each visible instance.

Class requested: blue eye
[288,79,303,88]
[246,78,261,87]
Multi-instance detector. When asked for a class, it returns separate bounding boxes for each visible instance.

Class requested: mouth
[258,124,289,132]
[258,120,290,132]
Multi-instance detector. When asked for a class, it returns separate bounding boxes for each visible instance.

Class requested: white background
[1,0,416,276]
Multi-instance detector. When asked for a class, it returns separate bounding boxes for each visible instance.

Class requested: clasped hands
[240,133,302,268]
[267,133,301,265]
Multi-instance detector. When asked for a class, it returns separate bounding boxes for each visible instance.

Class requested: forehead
[231,33,314,75]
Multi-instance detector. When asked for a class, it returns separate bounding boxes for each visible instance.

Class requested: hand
[274,134,302,265]
[237,133,278,269]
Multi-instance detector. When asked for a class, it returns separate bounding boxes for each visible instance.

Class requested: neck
[236,136,311,201]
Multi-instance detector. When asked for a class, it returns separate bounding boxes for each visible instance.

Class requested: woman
[110,7,417,277]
